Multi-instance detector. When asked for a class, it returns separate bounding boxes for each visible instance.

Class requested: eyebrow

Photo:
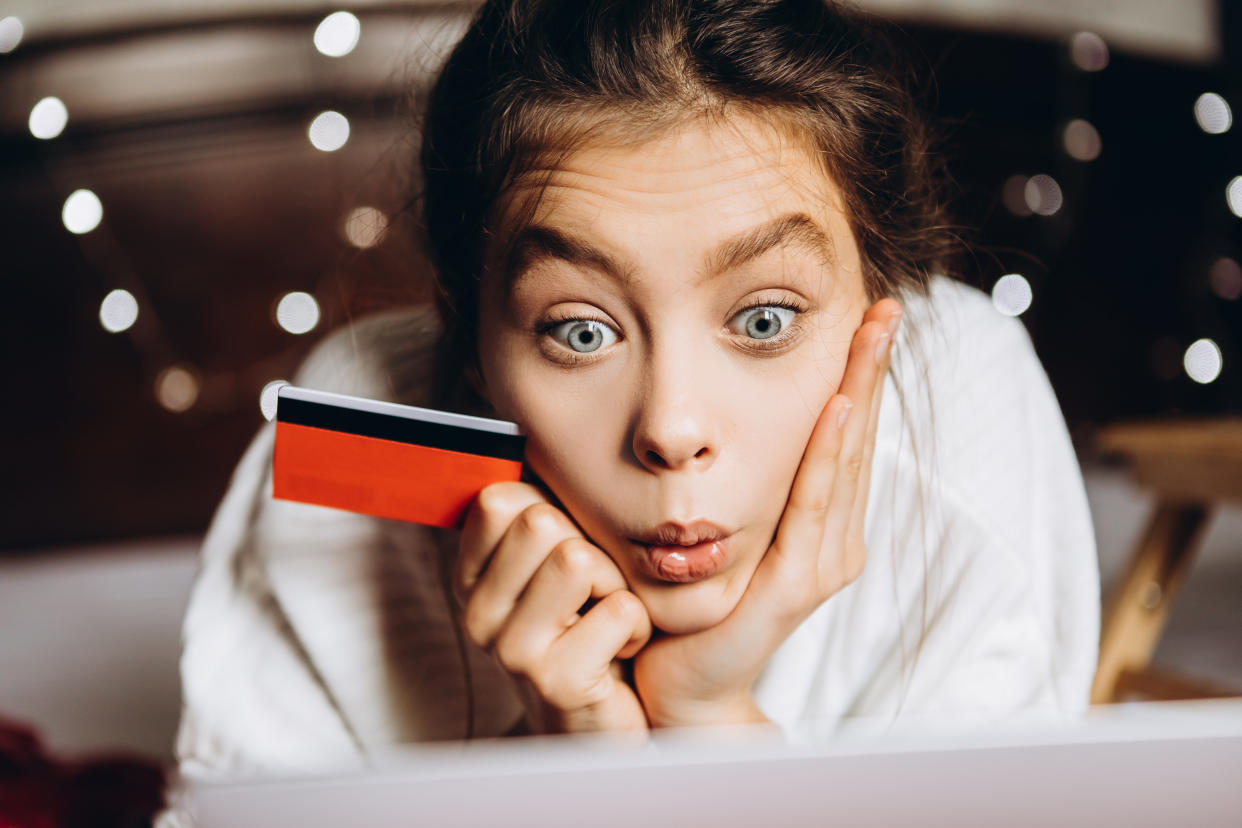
[502,211,835,291]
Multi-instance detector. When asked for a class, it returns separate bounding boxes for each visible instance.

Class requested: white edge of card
[277,385,522,436]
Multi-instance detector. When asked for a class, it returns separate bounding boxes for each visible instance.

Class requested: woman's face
[476,114,868,634]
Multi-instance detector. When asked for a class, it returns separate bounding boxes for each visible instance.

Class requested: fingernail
[837,399,854,429]
[886,312,902,336]
[874,332,891,365]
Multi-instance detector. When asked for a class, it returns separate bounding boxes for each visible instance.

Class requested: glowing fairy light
[991,273,1033,317]
[1183,339,1222,384]
[260,380,289,421]
[0,17,23,53]
[1062,119,1101,161]
[1070,31,1109,72]
[275,291,321,334]
[1002,175,1031,217]
[1227,176,1242,219]
[99,289,139,333]
[342,206,387,248]
[314,11,361,57]
[62,189,103,234]
[1194,93,1232,135]
[308,111,350,152]
[1024,175,1063,216]
[1209,257,1241,301]
[29,97,68,140]
[155,365,200,412]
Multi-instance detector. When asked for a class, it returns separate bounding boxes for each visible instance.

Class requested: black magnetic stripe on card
[277,396,527,462]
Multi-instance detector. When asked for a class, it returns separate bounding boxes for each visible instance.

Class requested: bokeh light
[1209,257,1242,301]
[260,380,290,421]
[1183,339,1223,384]
[275,291,321,334]
[1227,177,1242,219]
[342,206,388,248]
[155,365,200,413]
[29,97,69,140]
[1024,174,1063,216]
[0,17,23,53]
[991,273,1033,317]
[99,289,139,333]
[62,189,103,234]
[1062,119,1101,161]
[1194,93,1232,135]
[1070,31,1109,72]
[308,111,350,152]
[313,11,361,57]
[1002,175,1032,216]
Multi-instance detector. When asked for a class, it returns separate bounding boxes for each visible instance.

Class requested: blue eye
[729,305,797,340]
[549,319,619,353]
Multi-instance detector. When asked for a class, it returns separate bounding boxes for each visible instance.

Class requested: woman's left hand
[631,298,903,728]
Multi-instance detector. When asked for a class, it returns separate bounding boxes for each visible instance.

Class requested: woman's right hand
[455,481,652,734]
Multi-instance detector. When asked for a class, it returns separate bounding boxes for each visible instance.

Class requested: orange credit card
[272,385,526,528]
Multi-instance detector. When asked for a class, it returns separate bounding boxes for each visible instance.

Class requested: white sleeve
[173,308,522,777]
[756,279,1100,733]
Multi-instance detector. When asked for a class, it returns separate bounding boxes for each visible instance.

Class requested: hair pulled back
[417,0,963,410]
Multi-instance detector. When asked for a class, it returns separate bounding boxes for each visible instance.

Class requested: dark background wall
[1,2,1238,550]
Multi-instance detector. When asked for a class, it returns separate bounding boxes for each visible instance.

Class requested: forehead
[492,113,848,248]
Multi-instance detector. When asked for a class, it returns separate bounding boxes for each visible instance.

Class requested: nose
[630,349,719,473]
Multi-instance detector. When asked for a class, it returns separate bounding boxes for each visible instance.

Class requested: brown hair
[417,0,966,413]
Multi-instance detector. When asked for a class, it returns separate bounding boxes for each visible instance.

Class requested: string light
[1002,175,1031,216]
[1209,257,1242,301]
[1062,119,1101,161]
[1070,32,1109,72]
[1194,93,1232,135]
[62,189,103,234]
[1183,339,1223,384]
[342,206,387,248]
[0,17,22,53]
[1024,174,1063,216]
[155,365,200,412]
[29,97,68,140]
[991,273,1033,317]
[99,289,139,333]
[260,380,289,421]
[314,11,361,57]
[275,291,320,334]
[308,111,350,152]
[1227,176,1242,219]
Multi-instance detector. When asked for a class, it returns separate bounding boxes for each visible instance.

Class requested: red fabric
[0,715,165,828]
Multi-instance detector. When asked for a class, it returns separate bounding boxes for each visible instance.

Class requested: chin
[634,580,743,635]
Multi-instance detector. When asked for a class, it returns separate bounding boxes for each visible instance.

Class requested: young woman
[173,0,1099,772]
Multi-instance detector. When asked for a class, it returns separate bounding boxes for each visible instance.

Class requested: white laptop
[178,698,1242,827]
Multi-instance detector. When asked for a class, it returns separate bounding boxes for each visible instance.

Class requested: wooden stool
[1091,419,1242,703]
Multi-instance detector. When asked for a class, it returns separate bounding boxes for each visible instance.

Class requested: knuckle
[474,483,514,516]
[493,631,536,676]
[516,502,566,538]
[550,537,596,578]
[603,590,642,620]
[843,452,864,481]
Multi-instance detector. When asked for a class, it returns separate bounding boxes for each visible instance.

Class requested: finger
[543,591,652,701]
[823,303,899,539]
[462,503,582,647]
[766,391,854,569]
[455,481,557,601]
[492,538,629,673]
[847,302,902,552]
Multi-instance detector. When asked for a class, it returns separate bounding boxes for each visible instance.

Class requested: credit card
[272,385,526,528]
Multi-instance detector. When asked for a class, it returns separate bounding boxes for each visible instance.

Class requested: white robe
[172,276,1100,774]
